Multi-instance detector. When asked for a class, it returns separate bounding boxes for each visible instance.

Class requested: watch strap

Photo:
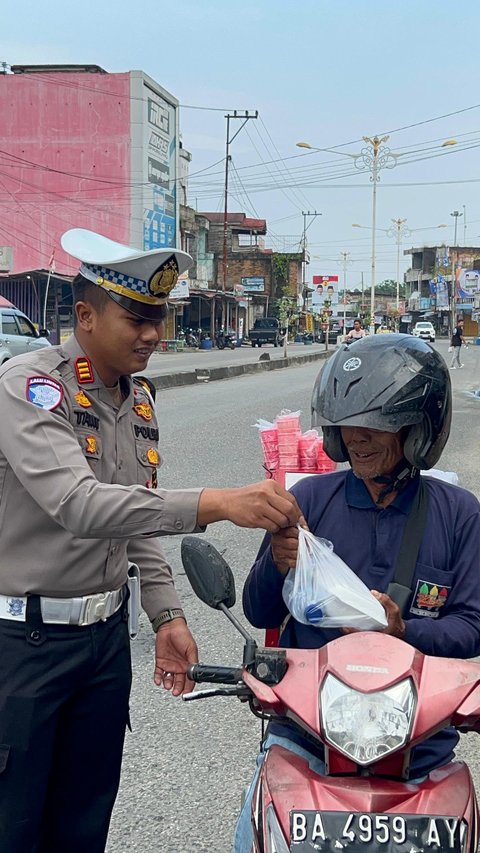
[152,608,185,632]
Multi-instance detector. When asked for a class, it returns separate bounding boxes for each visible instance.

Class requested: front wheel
[228,341,236,349]
[251,340,256,348]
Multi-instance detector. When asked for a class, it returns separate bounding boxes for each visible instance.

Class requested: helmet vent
[344,377,362,397]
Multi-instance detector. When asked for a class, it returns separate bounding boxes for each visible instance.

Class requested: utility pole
[222,111,258,293]
[301,211,321,308]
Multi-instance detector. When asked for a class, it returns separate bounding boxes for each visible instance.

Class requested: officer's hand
[154,619,199,696]
[342,590,405,639]
[272,516,308,576]
[198,481,302,532]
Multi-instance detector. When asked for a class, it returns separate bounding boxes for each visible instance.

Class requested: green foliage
[271,253,299,298]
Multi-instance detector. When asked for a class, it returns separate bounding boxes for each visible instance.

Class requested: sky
[3,0,480,289]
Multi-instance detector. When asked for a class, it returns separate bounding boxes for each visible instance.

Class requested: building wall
[0,68,180,275]
[0,71,132,274]
[228,256,273,294]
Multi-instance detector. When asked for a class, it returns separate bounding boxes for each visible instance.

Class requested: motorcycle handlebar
[187,664,243,685]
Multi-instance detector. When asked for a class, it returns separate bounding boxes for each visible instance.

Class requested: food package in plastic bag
[282,527,388,630]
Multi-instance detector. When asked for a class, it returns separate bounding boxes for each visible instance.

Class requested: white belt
[0,589,125,626]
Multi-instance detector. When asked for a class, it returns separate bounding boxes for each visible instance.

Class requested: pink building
[0,64,180,276]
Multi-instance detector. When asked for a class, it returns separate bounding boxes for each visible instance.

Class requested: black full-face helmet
[311,334,451,470]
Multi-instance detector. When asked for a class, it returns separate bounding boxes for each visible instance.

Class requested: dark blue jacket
[243,470,480,776]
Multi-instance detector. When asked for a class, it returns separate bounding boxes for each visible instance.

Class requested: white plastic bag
[282,528,387,630]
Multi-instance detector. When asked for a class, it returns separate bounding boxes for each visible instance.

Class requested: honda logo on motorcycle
[343,357,362,372]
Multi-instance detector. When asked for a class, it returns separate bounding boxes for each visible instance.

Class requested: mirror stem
[218,602,257,668]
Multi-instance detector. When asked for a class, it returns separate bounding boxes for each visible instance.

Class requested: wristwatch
[152,608,185,633]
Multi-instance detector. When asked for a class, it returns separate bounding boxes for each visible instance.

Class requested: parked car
[316,323,342,344]
[0,297,51,364]
[412,321,436,343]
[248,317,284,347]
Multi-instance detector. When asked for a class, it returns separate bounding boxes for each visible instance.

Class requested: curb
[149,348,331,391]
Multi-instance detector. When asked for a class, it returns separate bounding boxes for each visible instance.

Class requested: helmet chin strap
[371,459,418,505]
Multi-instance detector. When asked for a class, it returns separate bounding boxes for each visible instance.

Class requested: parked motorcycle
[215,328,236,350]
[181,536,480,853]
[178,327,199,347]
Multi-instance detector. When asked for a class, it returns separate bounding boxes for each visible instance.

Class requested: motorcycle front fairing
[244,633,480,852]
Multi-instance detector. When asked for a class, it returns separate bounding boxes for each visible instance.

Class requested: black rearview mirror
[181,537,236,610]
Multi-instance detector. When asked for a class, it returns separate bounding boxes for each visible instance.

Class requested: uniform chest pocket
[135,442,161,487]
[409,565,454,619]
[76,430,103,463]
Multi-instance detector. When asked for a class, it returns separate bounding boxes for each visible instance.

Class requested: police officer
[0,228,301,853]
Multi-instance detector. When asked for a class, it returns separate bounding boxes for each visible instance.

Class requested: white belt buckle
[81,592,109,626]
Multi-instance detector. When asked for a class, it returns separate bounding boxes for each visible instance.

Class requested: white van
[0,297,51,364]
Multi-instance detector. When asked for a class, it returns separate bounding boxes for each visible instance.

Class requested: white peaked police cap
[61,228,193,320]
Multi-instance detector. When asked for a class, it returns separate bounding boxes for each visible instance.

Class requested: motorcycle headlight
[320,673,416,766]
[265,803,290,853]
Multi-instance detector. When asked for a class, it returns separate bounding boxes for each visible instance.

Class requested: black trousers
[0,601,132,853]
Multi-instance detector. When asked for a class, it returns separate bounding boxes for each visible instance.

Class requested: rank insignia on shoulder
[133,403,153,421]
[75,357,94,384]
[74,390,92,408]
[26,376,64,411]
[146,448,160,465]
[85,435,98,454]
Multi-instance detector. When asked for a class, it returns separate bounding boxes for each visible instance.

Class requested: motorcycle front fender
[258,746,478,852]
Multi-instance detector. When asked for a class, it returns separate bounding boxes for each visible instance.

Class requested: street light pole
[338,251,352,335]
[354,136,397,332]
[450,209,463,248]
[387,218,410,313]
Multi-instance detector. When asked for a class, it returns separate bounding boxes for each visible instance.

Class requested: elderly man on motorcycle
[235,333,480,851]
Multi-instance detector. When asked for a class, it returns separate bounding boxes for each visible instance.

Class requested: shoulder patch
[26,376,64,411]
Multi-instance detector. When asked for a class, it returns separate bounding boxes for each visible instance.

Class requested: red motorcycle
[181,537,480,853]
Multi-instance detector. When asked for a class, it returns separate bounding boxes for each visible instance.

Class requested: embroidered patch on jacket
[85,435,98,455]
[75,357,94,384]
[26,376,63,411]
[133,403,153,421]
[74,390,92,408]
[409,579,451,618]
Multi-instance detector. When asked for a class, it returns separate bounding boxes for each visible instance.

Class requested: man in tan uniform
[0,228,300,853]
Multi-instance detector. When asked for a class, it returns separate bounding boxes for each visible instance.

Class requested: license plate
[290,811,467,851]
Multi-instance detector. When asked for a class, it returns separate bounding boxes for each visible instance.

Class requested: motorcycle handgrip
[386,582,412,617]
[187,664,243,684]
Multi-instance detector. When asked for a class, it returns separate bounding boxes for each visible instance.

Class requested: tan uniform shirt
[0,335,203,621]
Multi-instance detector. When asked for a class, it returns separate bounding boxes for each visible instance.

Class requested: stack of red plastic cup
[316,437,336,473]
[276,411,301,469]
[259,427,279,471]
[298,430,319,472]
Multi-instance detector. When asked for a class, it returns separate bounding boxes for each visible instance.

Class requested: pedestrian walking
[0,228,301,853]
[450,318,466,368]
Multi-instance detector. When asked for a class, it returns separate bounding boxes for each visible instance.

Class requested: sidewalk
[140,342,331,390]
